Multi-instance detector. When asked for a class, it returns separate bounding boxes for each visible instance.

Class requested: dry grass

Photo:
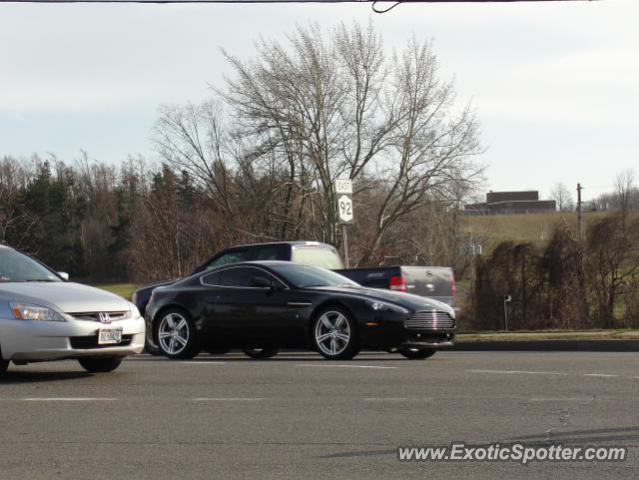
[462,211,607,252]
[94,283,138,300]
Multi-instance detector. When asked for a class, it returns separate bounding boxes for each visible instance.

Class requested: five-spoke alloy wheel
[155,309,200,359]
[312,307,359,360]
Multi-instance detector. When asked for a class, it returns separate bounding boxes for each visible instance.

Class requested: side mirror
[58,272,69,281]
[250,276,272,289]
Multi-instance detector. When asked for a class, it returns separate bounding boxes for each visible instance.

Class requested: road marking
[176,361,228,365]
[469,369,569,376]
[471,369,624,379]
[192,397,264,402]
[21,397,117,402]
[297,364,397,370]
[530,397,592,402]
[364,397,431,402]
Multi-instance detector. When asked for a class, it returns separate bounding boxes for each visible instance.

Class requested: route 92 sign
[337,195,354,224]
[335,179,354,224]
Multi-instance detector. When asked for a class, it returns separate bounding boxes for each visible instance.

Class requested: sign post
[503,295,512,331]
[335,179,354,268]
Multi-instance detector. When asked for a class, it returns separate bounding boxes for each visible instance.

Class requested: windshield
[291,246,344,270]
[0,249,61,283]
[270,264,358,289]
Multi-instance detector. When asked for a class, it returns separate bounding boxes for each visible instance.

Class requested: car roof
[211,260,306,268]
[229,241,336,249]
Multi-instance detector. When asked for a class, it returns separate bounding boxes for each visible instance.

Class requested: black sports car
[145,261,456,360]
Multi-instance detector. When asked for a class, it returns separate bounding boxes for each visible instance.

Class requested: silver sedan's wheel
[155,309,200,359]
[313,308,359,360]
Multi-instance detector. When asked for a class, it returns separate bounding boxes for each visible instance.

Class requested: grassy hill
[462,211,607,253]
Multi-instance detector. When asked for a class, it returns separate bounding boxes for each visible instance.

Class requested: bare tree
[153,101,237,216]
[615,169,636,220]
[549,182,574,212]
[221,21,483,262]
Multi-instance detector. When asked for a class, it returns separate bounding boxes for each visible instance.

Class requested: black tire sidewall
[78,356,123,373]
[242,348,279,359]
[312,307,360,360]
[399,348,436,360]
[154,308,200,360]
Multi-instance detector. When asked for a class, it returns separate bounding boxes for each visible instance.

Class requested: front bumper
[400,328,455,349]
[0,316,146,361]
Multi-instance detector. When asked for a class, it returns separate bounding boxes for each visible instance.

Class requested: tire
[399,347,436,360]
[242,348,279,359]
[78,356,123,373]
[312,306,360,360]
[0,347,8,376]
[144,340,162,356]
[154,308,201,360]
[207,348,231,355]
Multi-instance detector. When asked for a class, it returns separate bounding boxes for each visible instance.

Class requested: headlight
[130,304,142,319]
[369,301,410,315]
[9,302,66,322]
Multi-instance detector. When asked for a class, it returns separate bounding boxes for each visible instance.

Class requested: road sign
[337,195,354,224]
[335,179,353,195]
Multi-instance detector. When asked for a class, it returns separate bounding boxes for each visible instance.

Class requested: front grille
[404,311,455,330]
[70,335,133,349]
[69,311,130,323]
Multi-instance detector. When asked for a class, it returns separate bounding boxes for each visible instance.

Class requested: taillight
[451,274,457,297]
[390,275,407,292]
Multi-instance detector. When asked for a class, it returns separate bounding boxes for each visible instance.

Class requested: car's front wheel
[312,307,360,360]
[78,356,123,373]
[155,309,201,360]
[399,347,436,360]
[242,348,279,359]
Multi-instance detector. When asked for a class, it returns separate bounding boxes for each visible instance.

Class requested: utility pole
[576,183,583,240]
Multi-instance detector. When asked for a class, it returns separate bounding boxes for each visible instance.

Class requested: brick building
[465,191,556,215]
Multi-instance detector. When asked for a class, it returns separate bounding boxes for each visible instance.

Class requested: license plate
[98,327,123,345]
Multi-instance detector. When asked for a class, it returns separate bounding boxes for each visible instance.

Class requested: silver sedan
[0,245,145,374]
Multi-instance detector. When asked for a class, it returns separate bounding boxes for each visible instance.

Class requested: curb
[450,340,639,352]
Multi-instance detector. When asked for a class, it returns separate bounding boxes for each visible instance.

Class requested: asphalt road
[1,351,638,480]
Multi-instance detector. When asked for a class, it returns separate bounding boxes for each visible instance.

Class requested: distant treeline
[0,153,476,283]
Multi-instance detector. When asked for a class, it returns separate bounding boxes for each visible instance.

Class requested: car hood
[136,278,178,295]
[307,285,455,316]
[0,282,132,313]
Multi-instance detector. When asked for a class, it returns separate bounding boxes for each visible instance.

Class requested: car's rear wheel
[78,356,123,373]
[242,348,279,359]
[0,347,9,375]
[155,309,200,360]
[207,348,231,355]
[312,307,360,360]
[399,347,436,360]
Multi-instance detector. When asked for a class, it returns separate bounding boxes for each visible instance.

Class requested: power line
[0,0,598,3]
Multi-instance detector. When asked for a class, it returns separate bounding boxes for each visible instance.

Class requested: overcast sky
[1,0,637,201]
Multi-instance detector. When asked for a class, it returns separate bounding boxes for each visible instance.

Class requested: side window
[219,267,258,287]
[202,272,221,286]
[253,246,281,261]
[205,250,248,269]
